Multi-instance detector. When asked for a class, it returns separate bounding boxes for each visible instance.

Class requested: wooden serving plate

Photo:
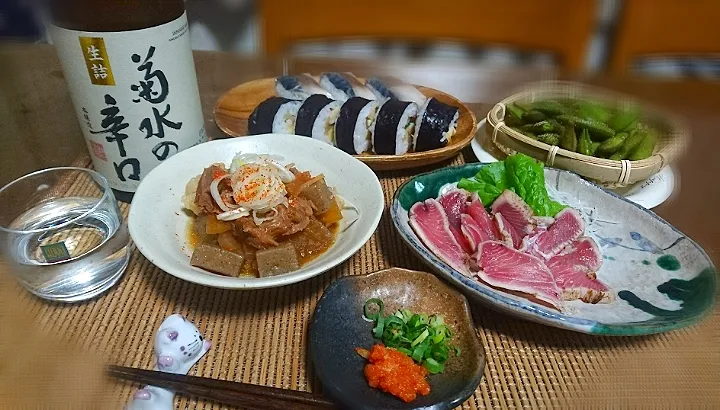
[214,78,477,171]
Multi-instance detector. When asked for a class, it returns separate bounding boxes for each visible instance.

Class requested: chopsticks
[107,365,337,410]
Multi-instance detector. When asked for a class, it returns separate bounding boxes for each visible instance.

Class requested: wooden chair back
[259,0,596,72]
[610,0,720,74]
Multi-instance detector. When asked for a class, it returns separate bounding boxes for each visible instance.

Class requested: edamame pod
[597,132,629,155]
[560,121,577,151]
[522,110,546,123]
[538,133,560,146]
[609,107,640,131]
[530,100,571,116]
[577,128,592,156]
[628,131,657,160]
[556,114,616,141]
[609,130,647,160]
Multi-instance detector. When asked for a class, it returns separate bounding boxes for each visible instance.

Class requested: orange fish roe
[363,344,430,403]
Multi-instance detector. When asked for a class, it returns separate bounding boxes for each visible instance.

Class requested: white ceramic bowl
[129,134,384,289]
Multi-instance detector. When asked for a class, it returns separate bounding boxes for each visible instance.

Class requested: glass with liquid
[0,168,129,302]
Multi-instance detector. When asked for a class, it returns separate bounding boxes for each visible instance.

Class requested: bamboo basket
[486,81,689,187]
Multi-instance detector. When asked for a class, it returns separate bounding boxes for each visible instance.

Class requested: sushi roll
[248,97,302,135]
[372,99,418,155]
[413,98,460,152]
[366,76,427,106]
[319,72,375,102]
[335,97,380,155]
[294,94,341,145]
[275,74,330,99]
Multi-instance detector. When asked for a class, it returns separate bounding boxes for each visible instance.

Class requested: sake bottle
[49,0,207,202]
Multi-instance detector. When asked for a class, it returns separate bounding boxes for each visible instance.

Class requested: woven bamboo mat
[14,149,720,409]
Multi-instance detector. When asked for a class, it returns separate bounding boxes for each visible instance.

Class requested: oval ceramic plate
[310,268,485,410]
[391,164,716,335]
[214,78,477,171]
[470,119,677,209]
[129,134,384,289]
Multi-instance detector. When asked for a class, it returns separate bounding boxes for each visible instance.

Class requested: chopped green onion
[424,358,445,374]
[411,329,430,348]
[363,298,384,321]
[412,340,430,362]
[398,347,413,356]
[372,317,385,339]
[362,298,460,375]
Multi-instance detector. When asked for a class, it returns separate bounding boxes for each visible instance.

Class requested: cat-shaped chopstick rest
[127,314,211,410]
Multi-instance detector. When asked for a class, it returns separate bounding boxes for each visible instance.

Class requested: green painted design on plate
[398,164,483,210]
[642,260,651,266]
[657,255,681,271]
[592,268,717,335]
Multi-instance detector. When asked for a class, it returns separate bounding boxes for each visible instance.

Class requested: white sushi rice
[395,103,418,155]
[443,110,460,142]
[271,101,302,134]
[352,101,380,154]
[311,101,341,145]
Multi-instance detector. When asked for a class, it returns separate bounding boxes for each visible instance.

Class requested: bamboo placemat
[13,149,720,409]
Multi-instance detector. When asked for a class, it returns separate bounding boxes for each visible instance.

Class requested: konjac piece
[255,242,300,277]
[190,244,245,276]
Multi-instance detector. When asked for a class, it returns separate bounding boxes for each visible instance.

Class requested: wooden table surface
[1,44,719,408]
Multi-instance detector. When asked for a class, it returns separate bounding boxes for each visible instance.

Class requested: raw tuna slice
[491,190,536,235]
[438,189,473,253]
[494,213,522,249]
[465,193,499,242]
[460,214,483,252]
[530,208,584,259]
[409,199,470,275]
[546,237,613,304]
[476,241,562,309]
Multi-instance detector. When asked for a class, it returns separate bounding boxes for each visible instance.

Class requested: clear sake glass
[0,167,130,302]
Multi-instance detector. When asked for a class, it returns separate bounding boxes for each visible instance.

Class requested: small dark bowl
[310,268,485,410]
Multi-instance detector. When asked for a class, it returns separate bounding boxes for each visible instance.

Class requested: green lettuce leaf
[457,162,508,205]
[504,154,565,217]
[457,178,502,206]
[458,154,565,216]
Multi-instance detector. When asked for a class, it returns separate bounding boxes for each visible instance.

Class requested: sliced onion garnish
[230,153,295,182]
[231,165,288,212]
[216,207,251,221]
[210,175,240,212]
[252,208,279,225]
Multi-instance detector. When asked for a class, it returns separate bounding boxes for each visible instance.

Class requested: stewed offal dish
[182,153,344,277]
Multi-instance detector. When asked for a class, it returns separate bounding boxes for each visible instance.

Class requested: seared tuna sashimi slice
[438,189,473,253]
[491,190,536,236]
[494,213,523,249]
[546,237,613,304]
[476,241,562,310]
[460,214,484,252]
[409,198,470,275]
[465,193,500,243]
[530,208,584,259]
